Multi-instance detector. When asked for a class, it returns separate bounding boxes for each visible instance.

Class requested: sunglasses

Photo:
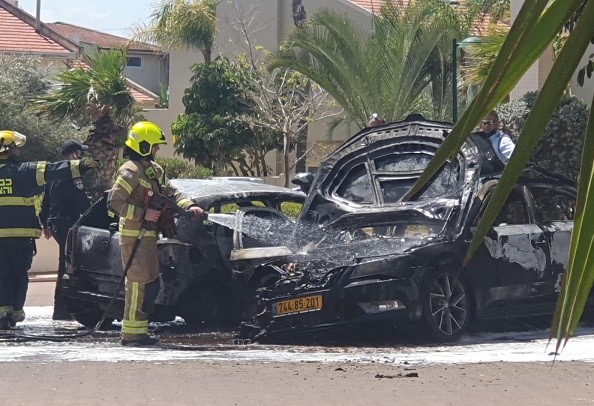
[481,120,495,125]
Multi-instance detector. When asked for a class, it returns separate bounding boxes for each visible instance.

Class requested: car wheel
[421,265,471,342]
[73,310,113,330]
[178,283,236,328]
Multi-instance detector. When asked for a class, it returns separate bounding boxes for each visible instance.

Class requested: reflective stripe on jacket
[0,159,83,239]
[107,159,194,243]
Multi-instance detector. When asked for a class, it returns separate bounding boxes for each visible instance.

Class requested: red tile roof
[48,22,161,53]
[0,3,75,55]
[0,1,156,106]
[349,0,508,36]
[350,0,405,14]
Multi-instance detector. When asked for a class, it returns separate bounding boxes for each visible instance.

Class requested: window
[374,153,460,204]
[280,201,303,219]
[493,189,528,225]
[126,56,142,68]
[334,164,373,204]
[375,153,432,173]
[219,200,265,213]
[380,178,416,204]
[530,187,576,223]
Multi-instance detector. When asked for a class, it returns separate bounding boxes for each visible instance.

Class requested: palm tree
[134,0,218,64]
[403,0,594,353]
[31,50,139,199]
[268,0,476,127]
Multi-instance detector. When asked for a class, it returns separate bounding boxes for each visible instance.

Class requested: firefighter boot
[0,306,15,329]
[121,334,160,347]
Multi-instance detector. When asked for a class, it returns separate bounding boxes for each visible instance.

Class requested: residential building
[47,22,168,97]
[0,0,158,109]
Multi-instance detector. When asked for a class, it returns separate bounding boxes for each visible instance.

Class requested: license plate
[273,295,323,317]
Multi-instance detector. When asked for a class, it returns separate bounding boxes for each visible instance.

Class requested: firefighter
[108,121,204,347]
[40,139,91,320]
[0,130,99,329]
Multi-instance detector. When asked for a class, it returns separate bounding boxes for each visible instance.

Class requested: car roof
[170,179,305,203]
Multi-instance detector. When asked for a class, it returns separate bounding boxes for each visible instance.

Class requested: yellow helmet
[125,121,167,156]
[0,130,27,153]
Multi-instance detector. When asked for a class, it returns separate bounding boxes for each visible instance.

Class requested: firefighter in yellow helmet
[0,130,99,329]
[108,121,204,346]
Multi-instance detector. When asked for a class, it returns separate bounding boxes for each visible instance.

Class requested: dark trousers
[50,221,72,312]
[0,240,34,312]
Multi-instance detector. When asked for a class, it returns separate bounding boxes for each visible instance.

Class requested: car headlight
[349,256,412,279]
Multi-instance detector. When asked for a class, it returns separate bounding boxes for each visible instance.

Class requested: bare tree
[225,3,341,186]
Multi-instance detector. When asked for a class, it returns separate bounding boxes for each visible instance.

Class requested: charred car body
[232,115,584,342]
[62,179,305,328]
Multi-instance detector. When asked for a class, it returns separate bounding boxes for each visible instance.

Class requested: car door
[68,196,123,280]
[527,185,576,296]
[472,186,552,310]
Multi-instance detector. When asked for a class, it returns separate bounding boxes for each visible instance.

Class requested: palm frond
[268,0,470,128]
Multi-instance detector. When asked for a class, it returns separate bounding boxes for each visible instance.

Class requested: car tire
[421,264,471,342]
[178,283,236,328]
[73,310,113,330]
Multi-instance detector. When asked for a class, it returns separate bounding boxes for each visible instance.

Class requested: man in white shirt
[480,111,515,164]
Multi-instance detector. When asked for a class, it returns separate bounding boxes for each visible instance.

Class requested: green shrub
[156,157,213,179]
[115,157,213,179]
[497,92,589,182]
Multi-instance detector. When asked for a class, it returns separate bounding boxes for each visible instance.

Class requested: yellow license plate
[273,295,323,317]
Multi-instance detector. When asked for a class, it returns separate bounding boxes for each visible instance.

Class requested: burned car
[62,179,305,328]
[232,115,585,342]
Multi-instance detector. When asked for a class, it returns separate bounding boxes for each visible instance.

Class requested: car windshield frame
[328,142,465,207]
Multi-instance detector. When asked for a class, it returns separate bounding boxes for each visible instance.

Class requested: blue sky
[18,0,155,38]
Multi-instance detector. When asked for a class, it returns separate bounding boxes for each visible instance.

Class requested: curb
[29,272,57,283]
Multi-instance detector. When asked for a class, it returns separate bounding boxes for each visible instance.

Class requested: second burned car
[61,179,305,328]
[232,115,586,342]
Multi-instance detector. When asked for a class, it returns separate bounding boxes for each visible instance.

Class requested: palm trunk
[85,116,126,200]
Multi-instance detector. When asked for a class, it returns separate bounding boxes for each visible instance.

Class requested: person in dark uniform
[0,130,99,329]
[291,172,314,195]
[40,140,92,320]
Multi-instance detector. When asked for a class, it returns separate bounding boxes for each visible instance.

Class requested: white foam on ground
[1,306,593,364]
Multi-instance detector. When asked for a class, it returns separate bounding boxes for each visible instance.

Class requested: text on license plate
[273,295,323,317]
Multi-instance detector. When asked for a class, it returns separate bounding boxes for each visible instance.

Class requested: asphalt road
[2,278,593,405]
[7,278,594,366]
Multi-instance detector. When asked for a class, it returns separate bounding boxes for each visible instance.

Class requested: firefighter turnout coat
[0,157,85,324]
[108,159,194,339]
[0,158,84,238]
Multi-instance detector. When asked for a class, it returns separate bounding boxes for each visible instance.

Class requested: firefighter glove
[80,157,101,171]
[188,206,205,221]
[144,208,161,222]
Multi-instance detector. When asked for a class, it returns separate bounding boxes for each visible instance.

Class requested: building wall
[509,0,593,106]
[143,48,202,160]
[571,46,594,107]
[123,51,165,95]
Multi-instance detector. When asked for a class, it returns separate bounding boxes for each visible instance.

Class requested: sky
[17,0,156,38]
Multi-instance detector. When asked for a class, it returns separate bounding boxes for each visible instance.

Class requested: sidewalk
[30,237,59,277]
[29,271,57,283]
